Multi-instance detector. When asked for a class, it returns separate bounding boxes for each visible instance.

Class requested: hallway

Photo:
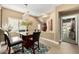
[48,42,79,54]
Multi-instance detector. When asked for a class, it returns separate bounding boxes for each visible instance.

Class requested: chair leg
[8,47,11,54]
[32,49,35,54]
[7,45,8,50]
[4,39,7,44]
[38,41,40,50]
[32,44,35,54]
[22,44,24,53]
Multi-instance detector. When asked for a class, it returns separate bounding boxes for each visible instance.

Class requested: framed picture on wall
[50,19,53,31]
[48,19,53,31]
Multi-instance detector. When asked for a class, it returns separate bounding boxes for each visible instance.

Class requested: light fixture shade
[38,24,41,30]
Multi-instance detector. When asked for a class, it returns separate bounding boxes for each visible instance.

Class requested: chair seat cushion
[10,40,22,46]
[10,36,22,44]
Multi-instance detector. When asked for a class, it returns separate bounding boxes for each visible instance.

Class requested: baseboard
[40,37,59,47]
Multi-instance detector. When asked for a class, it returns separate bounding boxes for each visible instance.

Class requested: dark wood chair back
[21,34,33,49]
[4,33,11,46]
[4,31,24,54]
[21,32,41,53]
[33,32,41,42]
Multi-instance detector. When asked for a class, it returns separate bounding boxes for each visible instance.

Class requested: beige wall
[57,4,79,12]
[40,8,60,42]
[0,7,23,42]
[25,16,40,34]
[1,4,79,43]
[43,9,57,41]
[46,8,60,42]
[2,7,23,27]
[50,4,79,42]
[0,5,1,27]
[44,4,79,42]
[0,29,4,42]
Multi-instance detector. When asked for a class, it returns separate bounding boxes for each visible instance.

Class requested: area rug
[12,43,48,54]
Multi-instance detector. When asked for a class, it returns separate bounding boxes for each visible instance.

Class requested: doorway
[61,15,78,44]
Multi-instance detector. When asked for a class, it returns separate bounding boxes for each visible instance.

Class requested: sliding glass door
[61,15,78,44]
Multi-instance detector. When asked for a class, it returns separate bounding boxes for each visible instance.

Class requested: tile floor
[47,42,79,54]
[1,39,79,54]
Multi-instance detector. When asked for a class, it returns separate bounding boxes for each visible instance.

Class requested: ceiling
[1,4,60,16]
[1,4,27,13]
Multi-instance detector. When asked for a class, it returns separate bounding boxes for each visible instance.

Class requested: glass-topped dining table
[19,32,34,50]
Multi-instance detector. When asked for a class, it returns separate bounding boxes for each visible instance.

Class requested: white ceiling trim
[1,4,27,13]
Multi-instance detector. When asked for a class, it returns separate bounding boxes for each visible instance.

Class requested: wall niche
[47,19,53,31]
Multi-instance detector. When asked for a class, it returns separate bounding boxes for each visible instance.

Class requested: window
[8,17,26,33]
[8,17,19,32]
[19,20,26,31]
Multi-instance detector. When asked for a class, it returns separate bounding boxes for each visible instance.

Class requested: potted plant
[21,20,32,35]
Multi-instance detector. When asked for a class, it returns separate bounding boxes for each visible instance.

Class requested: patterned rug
[12,43,48,54]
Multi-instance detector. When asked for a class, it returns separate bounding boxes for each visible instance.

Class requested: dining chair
[21,31,41,54]
[32,32,41,51]
[4,31,24,54]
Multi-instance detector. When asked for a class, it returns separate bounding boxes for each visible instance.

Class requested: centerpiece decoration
[21,20,33,35]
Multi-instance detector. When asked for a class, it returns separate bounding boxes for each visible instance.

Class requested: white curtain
[8,17,19,32]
